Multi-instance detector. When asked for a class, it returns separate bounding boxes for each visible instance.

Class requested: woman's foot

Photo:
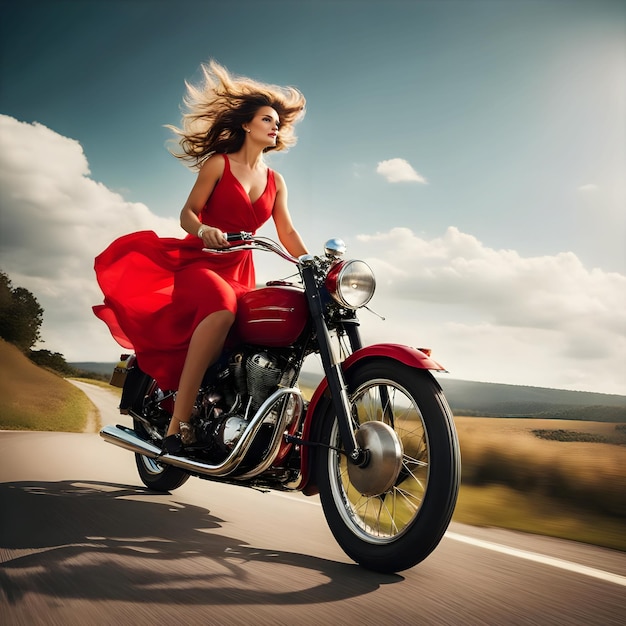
[162,418,197,455]
[162,433,183,454]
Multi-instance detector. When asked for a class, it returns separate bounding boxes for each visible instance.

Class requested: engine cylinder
[246,352,283,412]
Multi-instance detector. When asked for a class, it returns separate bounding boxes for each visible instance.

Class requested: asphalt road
[1,383,625,625]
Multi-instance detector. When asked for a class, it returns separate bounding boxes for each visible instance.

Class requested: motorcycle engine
[192,350,295,457]
[246,352,284,414]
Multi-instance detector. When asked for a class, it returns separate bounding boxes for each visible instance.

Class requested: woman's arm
[180,156,228,248]
[272,172,309,257]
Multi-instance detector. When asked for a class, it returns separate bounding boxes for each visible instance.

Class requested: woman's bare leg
[166,309,235,438]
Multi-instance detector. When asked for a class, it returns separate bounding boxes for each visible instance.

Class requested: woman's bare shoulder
[199,153,226,178]
[272,169,286,189]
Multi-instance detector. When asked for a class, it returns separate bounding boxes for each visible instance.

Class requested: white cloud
[376,158,428,184]
[358,226,625,332]
[578,184,598,192]
[0,115,181,360]
[354,227,626,394]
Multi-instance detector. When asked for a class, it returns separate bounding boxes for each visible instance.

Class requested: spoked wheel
[317,359,460,573]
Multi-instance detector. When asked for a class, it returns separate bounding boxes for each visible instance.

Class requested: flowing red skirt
[93,230,254,390]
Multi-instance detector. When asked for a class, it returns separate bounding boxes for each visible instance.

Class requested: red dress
[93,154,276,390]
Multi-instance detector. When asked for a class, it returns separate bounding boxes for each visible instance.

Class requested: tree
[29,349,78,376]
[0,271,16,342]
[0,270,44,352]
[0,270,12,310]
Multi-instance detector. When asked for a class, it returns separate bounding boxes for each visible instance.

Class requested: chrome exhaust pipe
[100,424,161,458]
[100,387,303,478]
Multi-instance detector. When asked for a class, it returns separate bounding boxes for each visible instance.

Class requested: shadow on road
[0,480,403,606]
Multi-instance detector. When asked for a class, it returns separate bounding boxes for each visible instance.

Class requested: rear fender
[298,344,445,495]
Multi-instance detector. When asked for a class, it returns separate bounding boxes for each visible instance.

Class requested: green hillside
[436,376,626,420]
[70,361,117,377]
[0,339,93,431]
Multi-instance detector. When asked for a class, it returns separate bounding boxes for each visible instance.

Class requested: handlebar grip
[225,231,252,242]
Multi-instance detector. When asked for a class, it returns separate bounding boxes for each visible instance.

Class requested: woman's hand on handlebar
[199,225,229,249]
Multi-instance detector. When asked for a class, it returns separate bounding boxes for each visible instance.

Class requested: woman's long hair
[168,60,306,169]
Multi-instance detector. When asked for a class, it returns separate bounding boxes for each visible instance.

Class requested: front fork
[300,262,365,464]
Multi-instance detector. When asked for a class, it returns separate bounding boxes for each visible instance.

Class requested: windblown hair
[168,60,306,169]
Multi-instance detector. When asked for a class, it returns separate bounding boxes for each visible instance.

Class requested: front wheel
[316,359,460,573]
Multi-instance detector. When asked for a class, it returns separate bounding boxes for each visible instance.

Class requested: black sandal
[162,433,182,454]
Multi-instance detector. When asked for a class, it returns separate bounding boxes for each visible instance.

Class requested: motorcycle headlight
[325,260,376,309]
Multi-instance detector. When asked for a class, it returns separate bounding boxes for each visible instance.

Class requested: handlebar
[203,232,300,265]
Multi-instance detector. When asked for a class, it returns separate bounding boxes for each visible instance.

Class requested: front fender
[345,343,445,374]
[308,343,445,419]
[298,344,445,495]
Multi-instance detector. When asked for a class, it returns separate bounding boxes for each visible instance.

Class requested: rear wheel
[133,418,190,492]
[131,379,190,492]
[317,359,460,573]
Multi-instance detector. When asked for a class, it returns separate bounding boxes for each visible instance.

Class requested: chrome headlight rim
[326,259,376,309]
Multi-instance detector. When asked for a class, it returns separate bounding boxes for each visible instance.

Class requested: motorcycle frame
[206,236,366,462]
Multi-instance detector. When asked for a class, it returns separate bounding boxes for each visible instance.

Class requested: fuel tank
[236,284,309,346]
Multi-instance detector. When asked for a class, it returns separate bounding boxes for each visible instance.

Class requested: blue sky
[1,0,625,394]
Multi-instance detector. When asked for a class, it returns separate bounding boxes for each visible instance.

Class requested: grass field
[0,339,96,432]
[452,416,626,551]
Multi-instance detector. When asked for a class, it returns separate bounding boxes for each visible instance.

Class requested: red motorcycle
[100,233,461,573]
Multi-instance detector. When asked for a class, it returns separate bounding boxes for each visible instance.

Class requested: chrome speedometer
[326,260,376,309]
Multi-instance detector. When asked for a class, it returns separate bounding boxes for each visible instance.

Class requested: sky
[1,0,625,395]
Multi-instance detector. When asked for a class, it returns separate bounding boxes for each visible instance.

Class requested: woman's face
[245,106,280,148]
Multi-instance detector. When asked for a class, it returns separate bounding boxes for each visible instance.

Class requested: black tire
[129,378,190,492]
[133,418,190,491]
[316,359,460,573]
